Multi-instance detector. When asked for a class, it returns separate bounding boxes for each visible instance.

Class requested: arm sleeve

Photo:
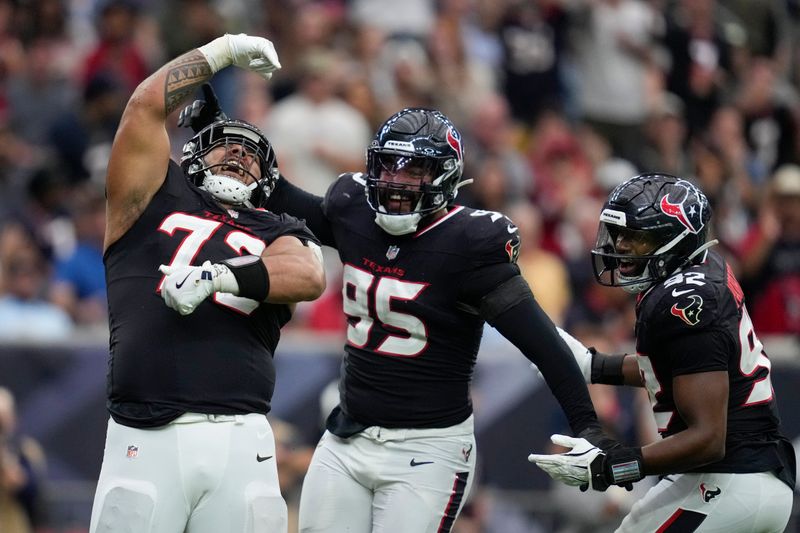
[488,289,601,435]
[266,176,335,247]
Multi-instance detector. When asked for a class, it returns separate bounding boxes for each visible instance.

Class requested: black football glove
[578,427,643,492]
[177,83,228,132]
[585,446,644,492]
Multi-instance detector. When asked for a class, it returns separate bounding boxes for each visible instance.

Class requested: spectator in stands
[735,56,800,172]
[570,0,659,166]
[640,92,693,178]
[0,222,72,341]
[264,49,371,195]
[50,185,107,327]
[0,387,46,531]
[81,0,148,94]
[47,73,127,184]
[739,164,800,334]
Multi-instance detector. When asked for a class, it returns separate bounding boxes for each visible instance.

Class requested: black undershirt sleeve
[267,176,335,247]
[479,277,601,435]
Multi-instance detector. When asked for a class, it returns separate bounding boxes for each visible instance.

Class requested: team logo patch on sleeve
[670,294,704,326]
[505,238,520,263]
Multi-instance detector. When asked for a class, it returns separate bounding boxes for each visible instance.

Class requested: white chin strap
[201,173,256,206]
[375,209,422,236]
[618,272,653,294]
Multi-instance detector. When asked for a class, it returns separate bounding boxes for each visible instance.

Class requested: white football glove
[527,434,601,487]
[198,34,281,79]
[556,327,593,383]
[159,261,238,316]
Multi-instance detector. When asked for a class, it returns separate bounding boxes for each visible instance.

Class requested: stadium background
[0,0,798,531]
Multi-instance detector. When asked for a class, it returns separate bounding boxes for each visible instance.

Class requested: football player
[90,34,325,533]
[529,174,796,532]
[179,80,617,531]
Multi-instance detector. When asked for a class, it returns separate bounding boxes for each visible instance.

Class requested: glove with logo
[529,430,644,492]
[177,83,228,132]
[528,435,601,487]
[198,33,281,80]
[159,261,238,316]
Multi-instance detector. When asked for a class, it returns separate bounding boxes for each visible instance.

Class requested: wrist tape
[590,349,626,385]
[592,446,644,489]
[198,35,233,73]
[221,255,270,301]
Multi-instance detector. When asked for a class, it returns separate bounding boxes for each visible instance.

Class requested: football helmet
[366,108,465,235]
[181,119,278,208]
[592,173,713,293]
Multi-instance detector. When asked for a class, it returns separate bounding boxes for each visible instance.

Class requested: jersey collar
[413,205,464,238]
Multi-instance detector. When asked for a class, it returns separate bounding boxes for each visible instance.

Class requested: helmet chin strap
[618,272,653,294]
[201,171,256,206]
[375,208,422,235]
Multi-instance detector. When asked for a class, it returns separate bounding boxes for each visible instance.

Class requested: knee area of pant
[94,483,156,533]
[245,496,287,533]
[245,483,287,533]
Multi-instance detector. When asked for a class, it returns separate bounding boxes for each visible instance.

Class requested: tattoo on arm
[164,51,213,114]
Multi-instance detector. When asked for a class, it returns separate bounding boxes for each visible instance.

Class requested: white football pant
[89,413,287,533]
[617,471,792,532]
[298,416,476,533]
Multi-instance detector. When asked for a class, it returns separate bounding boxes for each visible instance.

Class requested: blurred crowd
[0,1,799,528]
[1,0,799,347]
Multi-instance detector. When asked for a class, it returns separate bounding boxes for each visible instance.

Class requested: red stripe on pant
[656,508,707,532]
[437,471,469,533]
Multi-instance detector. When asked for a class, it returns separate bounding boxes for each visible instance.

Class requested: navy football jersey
[104,161,318,428]
[317,173,522,428]
[635,250,793,479]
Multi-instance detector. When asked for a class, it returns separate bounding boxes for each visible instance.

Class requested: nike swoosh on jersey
[175,272,193,289]
[410,458,434,467]
[256,454,273,462]
[671,288,694,297]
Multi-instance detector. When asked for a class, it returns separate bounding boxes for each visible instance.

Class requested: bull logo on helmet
[659,180,705,234]
[446,128,463,161]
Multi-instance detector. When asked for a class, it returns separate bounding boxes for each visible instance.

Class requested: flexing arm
[260,235,326,303]
[104,34,280,250]
[159,234,325,315]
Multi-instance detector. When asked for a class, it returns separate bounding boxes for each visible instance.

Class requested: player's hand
[177,84,229,132]
[199,34,281,80]
[159,261,216,316]
[528,435,600,488]
[556,327,592,383]
[227,33,280,78]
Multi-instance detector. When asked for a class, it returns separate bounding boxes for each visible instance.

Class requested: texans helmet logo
[659,180,705,234]
[700,483,721,503]
[670,294,704,326]
[446,128,463,161]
